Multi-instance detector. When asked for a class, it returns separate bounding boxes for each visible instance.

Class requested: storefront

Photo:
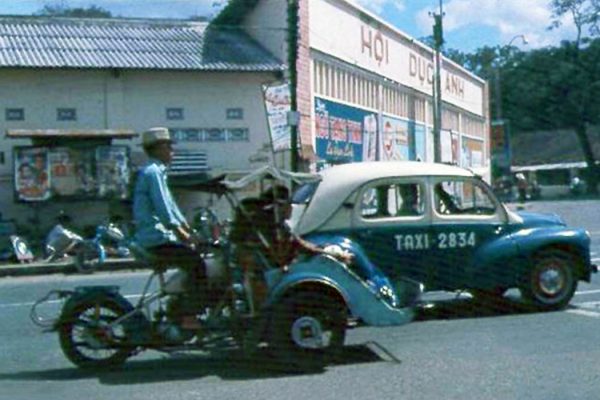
[235,0,490,177]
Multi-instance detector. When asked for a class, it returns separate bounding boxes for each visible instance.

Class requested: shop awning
[511,162,588,172]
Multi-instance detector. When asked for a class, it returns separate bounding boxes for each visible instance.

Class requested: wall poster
[314,97,377,164]
[440,129,459,164]
[14,147,51,201]
[461,137,484,169]
[380,116,409,161]
[14,146,131,202]
[263,81,292,151]
[414,123,426,162]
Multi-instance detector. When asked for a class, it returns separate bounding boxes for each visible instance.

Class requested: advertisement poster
[14,147,51,201]
[96,146,130,199]
[15,146,131,202]
[263,81,292,151]
[314,97,376,163]
[414,124,426,162]
[426,127,435,162]
[462,137,484,168]
[440,130,459,164]
[48,148,95,197]
[380,116,409,161]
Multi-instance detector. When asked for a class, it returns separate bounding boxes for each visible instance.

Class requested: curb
[0,257,145,278]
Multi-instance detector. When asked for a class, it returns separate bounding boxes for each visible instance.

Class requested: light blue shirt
[133,158,188,248]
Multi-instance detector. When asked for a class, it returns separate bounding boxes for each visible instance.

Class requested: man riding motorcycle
[133,127,207,330]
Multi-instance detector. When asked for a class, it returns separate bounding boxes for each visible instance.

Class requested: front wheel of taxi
[269,292,346,368]
[520,249,577,311]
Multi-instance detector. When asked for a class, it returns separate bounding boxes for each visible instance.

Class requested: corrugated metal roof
[0,16,285,72]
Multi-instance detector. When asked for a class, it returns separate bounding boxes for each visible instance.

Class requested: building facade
[0,17,284,229]
[0,1,490,234]
[237,0,490,175]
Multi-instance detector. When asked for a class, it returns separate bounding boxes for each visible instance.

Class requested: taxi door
[350,178,432,285]
[428,177,515,291]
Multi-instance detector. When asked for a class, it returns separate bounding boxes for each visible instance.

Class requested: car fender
[470,226,592,286]
[264,255,415,327]
[510,226,593,279]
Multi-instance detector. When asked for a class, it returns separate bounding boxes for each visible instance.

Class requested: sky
[0,0,581,53]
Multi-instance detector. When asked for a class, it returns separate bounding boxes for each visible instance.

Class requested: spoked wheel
[520,250,577,311]
[74,241,102,274]
[270,292,346,368]
[59,297,133,369]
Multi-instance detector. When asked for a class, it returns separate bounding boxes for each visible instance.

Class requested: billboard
[380,116,409,161]
[314,97,377,164]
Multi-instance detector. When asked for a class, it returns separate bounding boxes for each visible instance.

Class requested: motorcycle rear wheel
[74,241,102,274]
[59,298,133,369]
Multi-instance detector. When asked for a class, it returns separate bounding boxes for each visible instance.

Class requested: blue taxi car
[290,161,596,311]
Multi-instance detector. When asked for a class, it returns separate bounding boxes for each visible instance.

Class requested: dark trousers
[149,243,207,315]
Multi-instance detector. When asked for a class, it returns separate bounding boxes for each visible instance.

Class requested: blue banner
[314,98,377,163]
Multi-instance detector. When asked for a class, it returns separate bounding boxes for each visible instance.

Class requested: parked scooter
[74,221,130,273]
[44,212,86,263]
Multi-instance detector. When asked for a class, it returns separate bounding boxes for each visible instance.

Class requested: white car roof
[294,161,475,235]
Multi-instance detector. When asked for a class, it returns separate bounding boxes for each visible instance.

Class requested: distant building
[511,127,600,197]
[0,16,284,227]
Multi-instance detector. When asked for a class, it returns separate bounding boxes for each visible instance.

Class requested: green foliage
[36,3,113,18]
[212,0,259,26]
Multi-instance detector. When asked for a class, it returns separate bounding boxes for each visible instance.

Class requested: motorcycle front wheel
[59,298,133,369]
[74,241,104,274]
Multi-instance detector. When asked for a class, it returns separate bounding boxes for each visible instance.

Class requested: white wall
[243,0,289,63]
[0,68,280,227]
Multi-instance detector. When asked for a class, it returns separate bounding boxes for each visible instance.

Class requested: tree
[546,0,600,193]
[35,3,113,18]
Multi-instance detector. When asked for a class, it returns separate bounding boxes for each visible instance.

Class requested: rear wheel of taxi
[270,292,346,368]
[520,249,577,311]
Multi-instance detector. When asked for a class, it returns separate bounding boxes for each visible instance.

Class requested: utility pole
[431,0,444,163]
[287,0,299,172]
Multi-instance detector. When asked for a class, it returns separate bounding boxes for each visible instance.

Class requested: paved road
[2,199,600,400]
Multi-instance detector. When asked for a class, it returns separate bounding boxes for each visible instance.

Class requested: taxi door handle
[494,225,504,235]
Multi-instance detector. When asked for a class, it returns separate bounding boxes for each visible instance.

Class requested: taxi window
[291,181,320,205]
[360,183,424,219]
[435,180,496,215]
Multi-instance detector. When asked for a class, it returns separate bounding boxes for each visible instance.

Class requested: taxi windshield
[291,181,320,205]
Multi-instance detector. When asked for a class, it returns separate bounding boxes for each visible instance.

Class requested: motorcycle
[44,222,86,263]
[31,166,422,370]
[74,221,130,273]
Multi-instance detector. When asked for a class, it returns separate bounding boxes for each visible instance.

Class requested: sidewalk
[0,257,144,278]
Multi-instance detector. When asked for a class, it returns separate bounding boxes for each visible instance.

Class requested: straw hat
[141,127,172,148]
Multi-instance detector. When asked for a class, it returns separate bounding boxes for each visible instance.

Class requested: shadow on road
[0,343,399,384]
[415,296,544,321]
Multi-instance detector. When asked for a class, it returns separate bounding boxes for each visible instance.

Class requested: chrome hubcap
[538,267,564,296]
[291,316,330,349]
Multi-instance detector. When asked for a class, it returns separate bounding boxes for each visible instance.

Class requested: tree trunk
[573,122,599,195]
